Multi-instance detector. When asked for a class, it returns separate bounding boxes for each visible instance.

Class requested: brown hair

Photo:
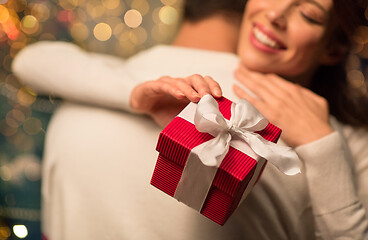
[183,0,246,22]
[311,0,368,128]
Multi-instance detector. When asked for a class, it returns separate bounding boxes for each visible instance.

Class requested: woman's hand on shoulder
[130,74,222,127]
[233,63,334,147]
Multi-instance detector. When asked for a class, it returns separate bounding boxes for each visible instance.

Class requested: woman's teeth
[254,27,281,49]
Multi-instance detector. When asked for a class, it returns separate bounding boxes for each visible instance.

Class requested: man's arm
[12,41,138,111]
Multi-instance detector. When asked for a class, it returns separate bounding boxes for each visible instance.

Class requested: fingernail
[214,88,222,97]
[176,90,185,96]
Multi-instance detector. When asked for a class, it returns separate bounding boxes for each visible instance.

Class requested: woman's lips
[250,23,287,53]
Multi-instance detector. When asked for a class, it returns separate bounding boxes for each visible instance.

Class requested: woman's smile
[250,23,287,53]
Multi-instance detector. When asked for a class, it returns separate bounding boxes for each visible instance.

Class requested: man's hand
[233,64,333,147]
[130,74,222,127]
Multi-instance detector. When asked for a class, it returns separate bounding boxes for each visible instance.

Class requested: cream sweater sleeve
[295,130,368,239]
[12,41,138,111]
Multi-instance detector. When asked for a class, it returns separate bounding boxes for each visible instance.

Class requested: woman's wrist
[293,125,334,147]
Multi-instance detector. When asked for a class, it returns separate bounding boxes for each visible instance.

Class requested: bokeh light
[22,118,42,135]
[30,3,51,22]
[102,0,120,10]
[0,226,11,239]
[348,69,366,88]
[124,9,142,28]
[70,22,89,41]
[160,0,178,5]
[17,87,37,106]
[13,225,28,238]
[131,0,150,16]
[159,5,178,25]
[20,15,39,35]
[0,5,10,23]
[93,22,112,41]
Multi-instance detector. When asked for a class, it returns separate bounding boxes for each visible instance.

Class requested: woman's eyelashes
[299,3,325,25]
[300,11,322,24]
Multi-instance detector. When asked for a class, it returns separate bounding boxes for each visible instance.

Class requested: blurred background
[0,0,367,239]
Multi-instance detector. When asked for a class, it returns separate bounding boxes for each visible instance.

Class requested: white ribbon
[174,95,301,211]
[194,95,301,175]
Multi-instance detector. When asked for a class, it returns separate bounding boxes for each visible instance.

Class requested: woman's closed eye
[299,2,326,25]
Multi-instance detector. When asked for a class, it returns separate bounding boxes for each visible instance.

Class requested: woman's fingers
[204,75,222,97]
[235,68,282,103]
[159,76,200,102]
[159,74,223,103]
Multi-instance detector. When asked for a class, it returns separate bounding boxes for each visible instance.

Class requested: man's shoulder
[125,45,239,80]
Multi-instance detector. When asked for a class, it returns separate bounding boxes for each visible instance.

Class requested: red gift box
[150,96,282,225]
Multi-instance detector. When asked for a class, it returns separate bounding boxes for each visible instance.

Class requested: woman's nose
[266,1,293,30]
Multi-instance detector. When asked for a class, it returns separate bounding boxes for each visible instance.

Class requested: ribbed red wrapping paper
[150,97,282,225]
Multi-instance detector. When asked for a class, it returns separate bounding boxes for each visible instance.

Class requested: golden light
[76,8,88,22]
[109,2,126,17]
[131,27,148,45]
[6,111,20,128]
[93,23,112,41]
[21,15,39,35]
[353,26,368,45]
[359,44,368,59]
[0,5,10,23]
[9,109,26,123]
[124,9,142,28]
[151,7,161,24]
[17,87,37,106]
[131,0,150,16]
[30,3,50,22]
[0,166,12,181]
[25,160,41,181]
[0,226,11,239]
[39,33,57,41]
[348,70,365,88]
[6,0,27,12]
[23,118,42,135]
[70,22,89,41]
[113,23,125,36]
[101,0,120,10]
[10,41,26,58]
[119,31,131,42]
[90,5,106,19]
[59,0,78,10]
[346,54,361,71]
[160,0,178,5]
[105,16,123,29]
[159,6,178,25]
[0,120,18,137]
[13,225,28,239]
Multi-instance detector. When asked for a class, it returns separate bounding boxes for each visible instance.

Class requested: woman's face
[237,0,334,77]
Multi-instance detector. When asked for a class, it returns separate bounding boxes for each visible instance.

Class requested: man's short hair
[183,0,247,22]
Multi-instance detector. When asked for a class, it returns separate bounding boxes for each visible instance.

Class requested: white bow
[194,95,300,175]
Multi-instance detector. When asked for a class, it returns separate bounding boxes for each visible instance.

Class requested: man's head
[183,0,247,22]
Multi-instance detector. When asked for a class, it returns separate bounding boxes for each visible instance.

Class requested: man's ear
[319,43,348,66]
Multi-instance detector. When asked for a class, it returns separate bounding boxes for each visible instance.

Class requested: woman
[130,0,368,238]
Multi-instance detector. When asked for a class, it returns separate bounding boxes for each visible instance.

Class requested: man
[12,0,315,239]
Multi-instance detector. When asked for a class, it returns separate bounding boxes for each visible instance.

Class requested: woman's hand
[233,64,334,148]
[130,74,222,127]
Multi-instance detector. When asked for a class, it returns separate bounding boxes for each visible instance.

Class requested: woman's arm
[233,64,368,238]
[295,130,368,238]
[12,41,138,111]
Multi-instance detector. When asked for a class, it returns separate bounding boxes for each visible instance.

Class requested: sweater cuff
[295,132,358,215]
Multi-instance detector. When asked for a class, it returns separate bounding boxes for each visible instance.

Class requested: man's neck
[172,15,241,54]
